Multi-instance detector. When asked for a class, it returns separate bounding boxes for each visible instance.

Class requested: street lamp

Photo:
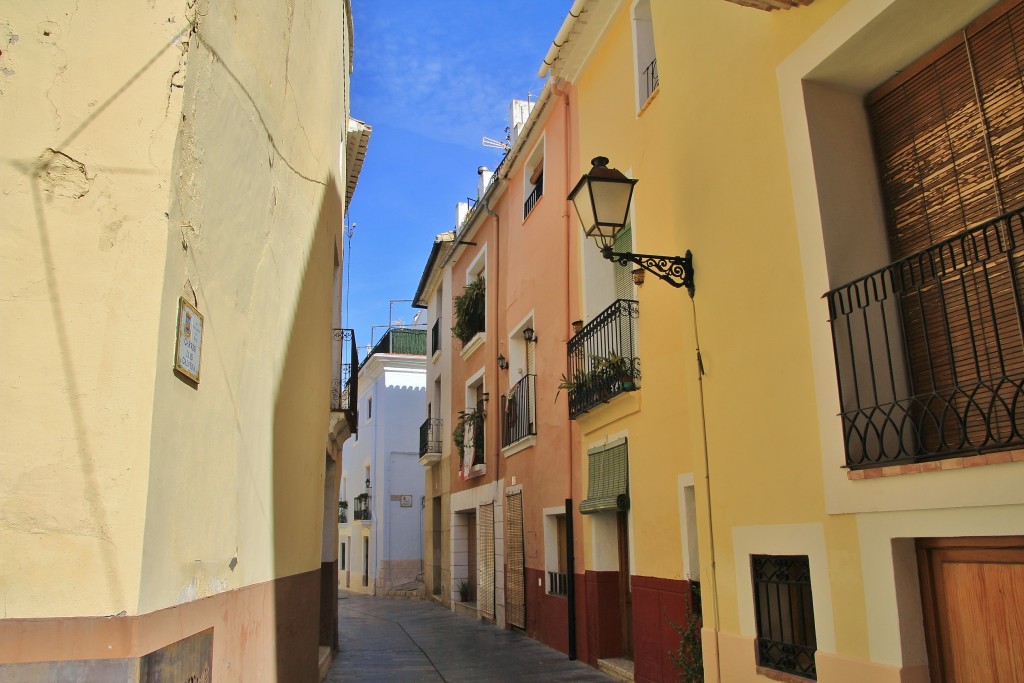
[568,156,694,297]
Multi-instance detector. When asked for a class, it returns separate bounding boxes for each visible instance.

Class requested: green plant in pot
[451,276,486,345]
[452,405,486,467]
[456,578,472,602]
[593,351,635,391]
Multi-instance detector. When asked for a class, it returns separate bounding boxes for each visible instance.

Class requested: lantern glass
[568,157,637,250]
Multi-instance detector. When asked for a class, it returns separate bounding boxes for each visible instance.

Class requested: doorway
[617,510,633,659]
[917,536,1024,682]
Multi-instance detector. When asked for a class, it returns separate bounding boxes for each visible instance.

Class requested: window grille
[752,555,817,680]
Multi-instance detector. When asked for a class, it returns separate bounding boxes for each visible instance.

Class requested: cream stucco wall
[1,0,348,621]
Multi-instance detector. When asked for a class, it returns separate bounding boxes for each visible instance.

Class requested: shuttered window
[865,0,1024,451]
[580,440,629,515]
[866,1,1024,257]
[505,490,526,629]
[478,503,495,619]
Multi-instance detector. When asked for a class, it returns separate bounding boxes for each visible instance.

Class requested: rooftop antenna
[482,136,509,151]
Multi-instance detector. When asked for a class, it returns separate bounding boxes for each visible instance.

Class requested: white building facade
[340,329,427,595]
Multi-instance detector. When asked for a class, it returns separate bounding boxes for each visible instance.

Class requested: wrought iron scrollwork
[601,246,694,296]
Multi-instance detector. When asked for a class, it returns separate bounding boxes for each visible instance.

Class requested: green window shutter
[579,439,629,514]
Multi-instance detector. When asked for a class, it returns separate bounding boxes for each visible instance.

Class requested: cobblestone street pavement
[326,591,615,682]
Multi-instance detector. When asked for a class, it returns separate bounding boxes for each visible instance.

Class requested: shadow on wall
[272,177,343,681]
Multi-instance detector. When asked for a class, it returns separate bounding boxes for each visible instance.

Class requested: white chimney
[509,99,535,145]
[456,201,470,228]
[477,166,493,198]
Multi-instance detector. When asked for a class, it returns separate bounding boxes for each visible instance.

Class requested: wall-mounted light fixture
[522,327,536,343]
[568,156,694,297]
[571,320,584,335]
[365,477,371,491]
[632,268,646,286]
[497,353,508,370]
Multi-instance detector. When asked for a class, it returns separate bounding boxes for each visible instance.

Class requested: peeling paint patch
[36,148,94,199]
[38,21,60,44]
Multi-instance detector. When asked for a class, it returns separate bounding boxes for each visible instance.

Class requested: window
[752,554,817,680]
[458,374,486,479]
[544,510,569,596]
[524,138,544,219]
[632,0,658,111]
[825,0,1024,468]
[367,397,372,420]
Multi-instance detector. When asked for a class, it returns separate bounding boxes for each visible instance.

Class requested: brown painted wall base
[631,575,694,683]
[584,570,625,665]
[525,567,569,654]
[0,570,321,683]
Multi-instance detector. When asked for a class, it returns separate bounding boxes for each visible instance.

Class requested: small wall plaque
[400,495,413,508]
[174,297,204,383]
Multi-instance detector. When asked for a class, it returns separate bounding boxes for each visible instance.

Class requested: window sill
[464,463,487,479]
[502,435,536,458]
[637,87,659,116]
[419,451,442,467]
[460,332,486,360]
[847,449,1024,480]
[431,349,441,364]
[755,665,815,683]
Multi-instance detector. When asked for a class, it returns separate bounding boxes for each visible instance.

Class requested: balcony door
[865,0,1024,457]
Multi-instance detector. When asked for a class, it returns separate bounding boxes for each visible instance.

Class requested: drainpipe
[480,195,501,622]
[554,77,578,660]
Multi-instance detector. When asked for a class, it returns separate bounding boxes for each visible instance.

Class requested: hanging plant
[452,405,486,466]
[452,276,486,344]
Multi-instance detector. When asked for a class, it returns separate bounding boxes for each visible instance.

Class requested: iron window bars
[752,555,817,680]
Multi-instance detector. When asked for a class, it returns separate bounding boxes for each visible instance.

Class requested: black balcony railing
[331,328,358,434]
[353,493,370,521]
[566,300,640,419]
[826,207,1024,469]
[524,175,543,219]
[502,374,537,447]
[338,504,348,524]
[641,57,659,103]
[366,327,426,360]
[420,417,442,457]
[548,571,568,597]
[431,318,441,355]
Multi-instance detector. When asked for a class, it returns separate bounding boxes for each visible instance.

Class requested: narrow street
[327,591,615,682]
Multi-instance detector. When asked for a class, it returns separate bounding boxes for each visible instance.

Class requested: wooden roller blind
[868,0,1024,259]
[478,503,495,619]
[505,491,526,629]
[866,0,1024,452]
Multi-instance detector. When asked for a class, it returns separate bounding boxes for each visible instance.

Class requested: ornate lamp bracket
[601,246,694,297]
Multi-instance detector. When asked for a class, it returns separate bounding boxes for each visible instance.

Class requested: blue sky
[343,0,572,356]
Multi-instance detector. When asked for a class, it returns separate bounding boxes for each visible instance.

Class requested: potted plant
[593,352,636,391]
[456,578,472,602]
[452,405,486,468]
[451,276,486,344]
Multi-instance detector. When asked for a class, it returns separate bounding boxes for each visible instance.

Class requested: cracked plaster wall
[0,0,348,625]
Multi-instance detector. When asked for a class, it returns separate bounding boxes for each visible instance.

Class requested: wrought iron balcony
[641,57,658,103]
[826,207,1024,469]
[331,328,358,434]
[502,374,537,447]
[353,493,370,521]
[420,417,443,459]
[367,327,426,358]
[566,299,640,419]
[524,175,543,219]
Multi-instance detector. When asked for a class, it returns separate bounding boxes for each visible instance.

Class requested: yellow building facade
[0,0,359,680]
[548,0,1024,681]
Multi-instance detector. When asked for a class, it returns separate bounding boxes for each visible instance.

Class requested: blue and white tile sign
[174,297,204,383]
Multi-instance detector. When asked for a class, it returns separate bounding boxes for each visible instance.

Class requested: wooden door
[917,536,1024,682]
